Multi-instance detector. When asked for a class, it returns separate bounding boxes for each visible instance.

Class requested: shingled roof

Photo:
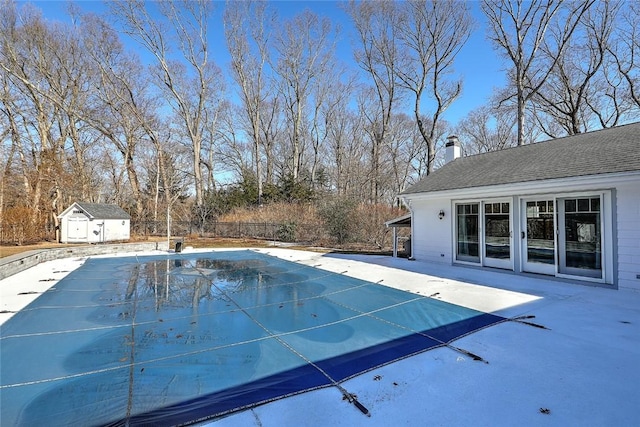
[402,121,640,195]
[74,203,131,220]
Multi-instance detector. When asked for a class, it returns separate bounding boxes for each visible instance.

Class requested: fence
[0,219,403,250]
[131,220,331,244]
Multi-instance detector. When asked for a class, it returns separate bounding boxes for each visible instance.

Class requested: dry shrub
[1,205,47,245]
[216,201,407,250]
[219,202,323,225]
[353,204,408,249]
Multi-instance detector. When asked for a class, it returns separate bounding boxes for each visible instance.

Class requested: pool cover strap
[196,264,372,418]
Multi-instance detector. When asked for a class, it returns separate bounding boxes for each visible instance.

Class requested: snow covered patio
[1,248,639,426]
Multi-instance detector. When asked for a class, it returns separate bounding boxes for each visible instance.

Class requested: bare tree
[224,0,275,204]
[326,101,364,197]
[455,105,518,154]
[308,61,353,190]
[609,0,640,112]
[531,0,627,136]
[258,96,282,186]
[78,13,147,218]
[396,0,473,174]
[272,10,335,182]
[109,0,222,220]
[482,0,595,145]
[346,0,401,203]
[217,103,254,182]
[385,113,422,201]
[0,3,93,238]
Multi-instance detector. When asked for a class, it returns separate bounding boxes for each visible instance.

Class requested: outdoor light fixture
[438,209,445,220]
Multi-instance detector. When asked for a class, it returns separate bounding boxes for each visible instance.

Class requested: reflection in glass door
[483,202,511,269]
[522,200,556,275]
[456,203,479,262]
[558,197,602,278]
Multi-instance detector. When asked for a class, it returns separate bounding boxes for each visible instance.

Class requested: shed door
[67,218,88,240]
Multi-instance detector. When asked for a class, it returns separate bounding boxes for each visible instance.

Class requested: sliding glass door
[522,199,556,275]
[483,201,512,269]
[558,197,602,278]
[456,203,479,262]
[456,201,512,269]
[521,196,603,280]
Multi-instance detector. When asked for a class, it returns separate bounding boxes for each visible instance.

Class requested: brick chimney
[445,135,461,163]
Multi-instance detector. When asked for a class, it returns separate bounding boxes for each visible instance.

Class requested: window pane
[578,198,590,212]
[559,195,604,279]
[538,201,546,213]
[485,204,492,214]
[502,203,509,214]
[486,213,510,259]
[565,199,576,212]
[527,200,555,265]
[564,211,601,271]
[457,203,480,263]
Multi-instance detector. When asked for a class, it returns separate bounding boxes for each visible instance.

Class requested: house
[400,122,640,291]
[58,202,131,244]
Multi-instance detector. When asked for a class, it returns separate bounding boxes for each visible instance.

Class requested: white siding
[616,181,640,292]
[86,220,102,244]
[410,198,452,264]
[404,174,640,291]
[103,219,130,242]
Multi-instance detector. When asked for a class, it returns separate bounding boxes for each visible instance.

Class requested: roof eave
[400,170,640,202]
[385,213,412,227]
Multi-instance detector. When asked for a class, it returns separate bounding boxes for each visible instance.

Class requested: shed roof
[60,202,131,220]
[385,214,412,228]
[402,121,640,195]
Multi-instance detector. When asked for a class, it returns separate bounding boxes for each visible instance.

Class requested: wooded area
[1,0,639,245]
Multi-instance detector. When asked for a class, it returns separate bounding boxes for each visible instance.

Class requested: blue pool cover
[0,250,504,426]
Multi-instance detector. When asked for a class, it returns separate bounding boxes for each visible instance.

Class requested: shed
[58,202,131,244]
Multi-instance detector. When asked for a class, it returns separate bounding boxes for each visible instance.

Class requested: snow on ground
[1,248,639,426]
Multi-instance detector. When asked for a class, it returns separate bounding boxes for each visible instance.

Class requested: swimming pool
[0,250,504,425]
